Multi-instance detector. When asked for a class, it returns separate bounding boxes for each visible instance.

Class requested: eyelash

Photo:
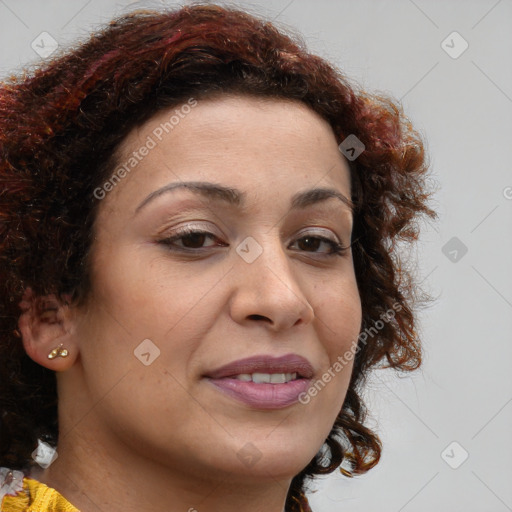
[157,226,349,257]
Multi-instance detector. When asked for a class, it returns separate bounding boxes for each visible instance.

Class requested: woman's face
[69,94,361,483]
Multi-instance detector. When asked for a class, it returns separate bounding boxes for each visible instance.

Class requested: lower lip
[205,377,311,409]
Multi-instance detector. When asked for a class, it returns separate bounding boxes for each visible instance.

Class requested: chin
[221,437,320,482]
[218,456,312,484]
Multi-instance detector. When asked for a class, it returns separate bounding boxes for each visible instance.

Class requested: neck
[36,412,291,512]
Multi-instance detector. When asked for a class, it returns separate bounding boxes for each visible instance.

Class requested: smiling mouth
[204,353,315,381]
[203,354,314,409]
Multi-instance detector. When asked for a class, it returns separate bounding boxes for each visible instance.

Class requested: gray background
[1,0,511,510]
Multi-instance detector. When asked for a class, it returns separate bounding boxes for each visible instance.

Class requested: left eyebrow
[133,181,354,217]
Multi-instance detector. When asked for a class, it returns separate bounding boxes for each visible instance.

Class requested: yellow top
[1,469,78,512]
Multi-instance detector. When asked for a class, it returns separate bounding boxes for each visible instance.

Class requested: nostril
[248,314,269,321]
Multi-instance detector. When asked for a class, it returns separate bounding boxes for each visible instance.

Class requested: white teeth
[270,373,286,383]
[252,372,270,383]
[234,372,298,383]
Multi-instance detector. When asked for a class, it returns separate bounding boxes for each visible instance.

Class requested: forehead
[100,94,352,217]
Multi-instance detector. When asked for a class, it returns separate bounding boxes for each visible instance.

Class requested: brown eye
[158,228,226,252]
[296,236,322,252]
[158,228,347,257]
[291,234,347,256]
[180,232,210,249]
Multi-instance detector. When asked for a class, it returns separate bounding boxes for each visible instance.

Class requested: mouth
[204,353,314,380]
[230,372,300,383]
[203,354,314,409]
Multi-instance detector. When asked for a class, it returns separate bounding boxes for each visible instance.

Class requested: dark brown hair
[0,4,435,511]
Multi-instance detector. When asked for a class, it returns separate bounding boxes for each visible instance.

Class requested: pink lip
[203,354,314,409]
[205,354,314,379]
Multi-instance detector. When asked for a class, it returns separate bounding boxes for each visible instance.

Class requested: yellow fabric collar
[1,476,79,512]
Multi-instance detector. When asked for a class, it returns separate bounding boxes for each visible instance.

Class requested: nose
[228,235,315,332]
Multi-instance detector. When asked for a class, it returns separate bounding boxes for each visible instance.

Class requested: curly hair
[0,4,435,511]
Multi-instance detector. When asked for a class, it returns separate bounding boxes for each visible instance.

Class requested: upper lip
[204,354,314,380]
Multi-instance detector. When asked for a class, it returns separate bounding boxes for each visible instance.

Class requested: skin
[18,94,362,512]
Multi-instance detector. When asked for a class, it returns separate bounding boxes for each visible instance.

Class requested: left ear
[17,286,79,372]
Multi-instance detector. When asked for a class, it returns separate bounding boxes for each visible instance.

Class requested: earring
[47,344,69,359]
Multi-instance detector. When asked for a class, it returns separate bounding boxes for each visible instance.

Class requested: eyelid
[162,222,345,241]
[293,226,342,243]
[159,221,221,236]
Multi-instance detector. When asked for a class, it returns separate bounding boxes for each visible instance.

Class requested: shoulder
[1,467,79,512]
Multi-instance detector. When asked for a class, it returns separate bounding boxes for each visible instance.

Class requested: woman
[0,4,434,511]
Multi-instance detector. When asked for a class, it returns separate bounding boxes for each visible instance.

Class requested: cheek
[91,244,223,336]
[311,273,361,402]
[314,272,362,347]
[82,247,235,395]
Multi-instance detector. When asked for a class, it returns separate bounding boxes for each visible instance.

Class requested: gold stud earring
[47,344,69,359]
